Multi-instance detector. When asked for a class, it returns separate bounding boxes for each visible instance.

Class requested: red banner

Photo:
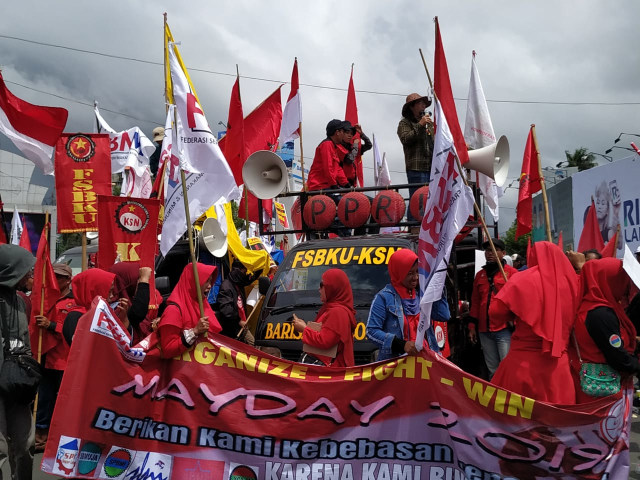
[43,297,632,479]
[55,134,112,233]
[97,196,160,269]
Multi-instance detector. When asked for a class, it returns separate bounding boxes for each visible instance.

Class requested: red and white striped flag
[0,73,68,175]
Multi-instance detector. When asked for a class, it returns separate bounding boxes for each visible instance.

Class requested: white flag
[121,166,153,199]
[279,59,302,145]
[463,54,499,222]
[416,98,475,350]
[93,103,155,174]
[372,134,391,187]
[10,205,22,245]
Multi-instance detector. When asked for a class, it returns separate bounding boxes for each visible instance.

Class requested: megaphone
[466,135,510,187]
[242,150,288,199]
[199,217,227,257]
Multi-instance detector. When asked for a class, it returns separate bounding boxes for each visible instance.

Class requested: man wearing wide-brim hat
[397,93,434,221]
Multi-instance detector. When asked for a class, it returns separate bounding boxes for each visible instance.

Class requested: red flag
[515,128,542,239]
[0,227,5,245]
[28,222,60,359]
[345,66,364,187]
[19,216,32,253]
[0,72,68,175]
[222,86,283,224]
[433,18,469,164]
[222,77,246,186]
[557,231,563,250]
[280,58,302,145]
[577,199,605,253]
[526,237,536,266]
[600,226,619,258]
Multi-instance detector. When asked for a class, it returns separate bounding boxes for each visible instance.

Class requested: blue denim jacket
[366,284,440,361]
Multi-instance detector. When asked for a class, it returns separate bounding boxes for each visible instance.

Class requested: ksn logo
[115,201,150,234]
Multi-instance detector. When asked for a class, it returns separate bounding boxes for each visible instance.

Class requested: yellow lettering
[289,364,308,379]
[176,349,193,362]
[115,243,141,262]
[353,322,366,341]
[415,357,432,379]
[257,357,270,374]
[463,377,496,407]
[312,249,326,266]
[507,392,534,419]
[360,366,373,381]
[325,248,341,265]
[235,352,259,371]
[301,250,314,267]
[386,247,400,264]
[268,360,290,378]
[213,346,235,368]
[265,323,274,340]
[73,168,94,179]
[373,247,387,265]
[281,322,293,339]
[373,361,396,380]
[193,341,216,365]
[72,180,94,190]
[393,356,416,379]
[292,250,305,268]
[339,247,354,264]
[73,213,97,224]
[358,247,375,264]
[344,369,361,381]
[271,323,281,339]
[71,191,97,203]
[494,389,507,414]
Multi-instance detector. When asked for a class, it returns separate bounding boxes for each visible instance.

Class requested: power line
[2,34,640,105]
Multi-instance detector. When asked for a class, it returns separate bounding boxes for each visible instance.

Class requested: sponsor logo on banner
[89,299,145,363]
[100,447,134,479]
[78,442,103,476]
[115,201,150,234]
[66,134,96,162]
[228,464,258,480]
[124,451,172,480]
[172,458,225,479]
[53,436,80,476]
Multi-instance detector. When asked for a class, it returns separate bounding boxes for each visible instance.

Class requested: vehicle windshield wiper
[269,304,322,315]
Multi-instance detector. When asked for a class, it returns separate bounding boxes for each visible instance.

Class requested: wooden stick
[531,125,553,242]
[180,169,205,318]
[33,211,50,422]
[81,234,87,272]
[298,121,306,191]
[418,47,507,282]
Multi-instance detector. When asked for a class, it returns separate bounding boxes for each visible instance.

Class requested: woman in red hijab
[62,269,117,346]
[158,263,221,358]
[490,242,579,404]
[291,268,356,367]
[573,257,639,403]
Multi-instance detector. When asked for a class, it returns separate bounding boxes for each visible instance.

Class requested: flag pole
[33,212,50,422]
[81,234,87,271]
[298,121,306,191]
[166,16,205,317]
[531,125,552,242]
[419,46,507,282]
[0,194,8,241]
[236,65,250,237]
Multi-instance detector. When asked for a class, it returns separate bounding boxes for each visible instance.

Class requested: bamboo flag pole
[33,211,50,421]
[236,65,250,237]
[165,15,205,317]
[298,121,306,191]
[531,125,553,242]
[418,46,507,282]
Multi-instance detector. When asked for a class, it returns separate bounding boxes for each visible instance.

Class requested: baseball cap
[326,119,344,137]
[340,120,356,134]
[52,263,72,278]
[482,238,506,251]
[152,126,165,143]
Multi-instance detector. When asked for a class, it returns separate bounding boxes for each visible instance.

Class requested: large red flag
[345,66,364,187]
[222,77,246,186]
[434,18,469,164]
[600,227,619,258]
[19,215,32,253]
[28,222,60,359]
[222,86,283,224]
[515,128,542,239]
[577,199,605,253]
[0,72,68,175]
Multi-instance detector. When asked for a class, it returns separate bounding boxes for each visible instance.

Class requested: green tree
[503,219,530,258]
[230,200,246,231]
[564,147,596,171]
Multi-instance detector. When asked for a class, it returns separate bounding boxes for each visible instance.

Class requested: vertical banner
[274,201,289,228]
[96,196,160,269]
[55,134,112,233]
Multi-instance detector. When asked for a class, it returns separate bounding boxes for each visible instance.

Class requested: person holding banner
[366,249,439,361]
[489,242,579,404]
[573,258,639,403]
[157,263,221,359]
[291,269,356,367]
[0,244,36,480]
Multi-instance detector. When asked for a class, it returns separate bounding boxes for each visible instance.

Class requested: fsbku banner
[97,195,160,268]
[43,297,631,479]
[55,133,112,233]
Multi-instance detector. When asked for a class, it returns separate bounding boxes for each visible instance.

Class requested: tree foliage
[564,147,597,171]
[503,219,530,258]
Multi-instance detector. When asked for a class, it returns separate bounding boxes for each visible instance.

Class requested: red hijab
[577,258,635,352]
[388,249,418,299]
[109,262,140,300]
[71,269,116,311]
[318,268,356,318]
[164,263,221,333]
[494,242,578,357]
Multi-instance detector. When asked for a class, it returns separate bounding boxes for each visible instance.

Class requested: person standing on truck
[468,238,519,379]
[338,121,372,187]
[291,269,356,367]
[306,120,352,191]
[366,249,440,361]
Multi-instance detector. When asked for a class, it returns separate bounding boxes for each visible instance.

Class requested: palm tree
[563,147,596,171]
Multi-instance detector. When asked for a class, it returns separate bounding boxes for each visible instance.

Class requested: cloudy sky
[1,1,639,232]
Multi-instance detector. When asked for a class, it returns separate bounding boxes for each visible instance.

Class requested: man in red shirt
[468,238,518,379]
[33,263,75,452]
[307,120,351,191]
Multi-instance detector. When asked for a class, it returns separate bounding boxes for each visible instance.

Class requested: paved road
[6,415,640,478]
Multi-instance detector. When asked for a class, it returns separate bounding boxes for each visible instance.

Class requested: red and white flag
[10,205,22,245]
[416,98,474,349]
[372,134,391,187]
[0,72,68,175]
[464,52,499,221]
[434,18,469,165]
[279,58,302,145]
[516,127,542,239]
[345,66,364,187]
